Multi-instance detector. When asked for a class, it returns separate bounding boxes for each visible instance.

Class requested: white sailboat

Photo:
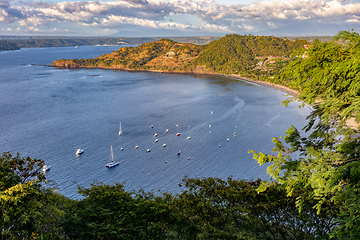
[105,145,119,168]
[119,122,122,135]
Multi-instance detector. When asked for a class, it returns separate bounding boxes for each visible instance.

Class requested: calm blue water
[0,46,309,198]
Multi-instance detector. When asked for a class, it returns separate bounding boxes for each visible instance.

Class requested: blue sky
[1,0,359,37]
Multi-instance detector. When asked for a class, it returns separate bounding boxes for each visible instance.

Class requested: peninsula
[51,34,308,79]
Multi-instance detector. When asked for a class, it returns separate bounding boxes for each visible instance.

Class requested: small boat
[120,148,124,151]
[146,149,151,153]
[187,157,191,160]
[42,165,51,172]
[209,124,211,128]
[119,122,122,135]
[176,124,178,127]
[105,145,119,168]
[187,136,191,140]
[135,146,139,149]
[177,150,181,155]
[227,138,230,142]
[211,111,213,114]
[150,125,154,128]
[154,133,158,137]
[176,133,181,136]
[155,139,158,143]
[105,161,119,168]
[162,144,166,147]
[166,129,169,133]
[209,131,212,134]
[76,148,84,155]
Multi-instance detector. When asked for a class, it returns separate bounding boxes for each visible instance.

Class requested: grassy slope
[51,34,308,77]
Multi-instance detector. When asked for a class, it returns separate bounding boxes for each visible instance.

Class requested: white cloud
[1,0,359,36]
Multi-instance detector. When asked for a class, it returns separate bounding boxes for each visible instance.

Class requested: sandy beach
[226,74,299,97]
[226,74,359,131]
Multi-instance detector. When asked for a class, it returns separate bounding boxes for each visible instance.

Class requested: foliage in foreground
[251,30,360,239]
[0,152,338,239]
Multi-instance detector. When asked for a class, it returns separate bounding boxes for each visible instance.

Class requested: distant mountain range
[0,33,337,51]
[0,36,221,51]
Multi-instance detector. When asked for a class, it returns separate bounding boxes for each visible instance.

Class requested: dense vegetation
[191,34,307,77]
[0,40,19,50]
[51,34,308,79]
[251,30,360,238]
[0,152,338,239]
[2,30,360,238]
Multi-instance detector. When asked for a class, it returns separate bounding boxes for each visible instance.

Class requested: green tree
[61,182,173,239]
[251,30,360,238]
[170,177,335,239]
[0,152,62,239]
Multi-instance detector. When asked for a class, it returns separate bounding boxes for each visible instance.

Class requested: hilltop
[51,34,308,78]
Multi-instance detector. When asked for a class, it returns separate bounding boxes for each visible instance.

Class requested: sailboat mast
[110,145,114,162]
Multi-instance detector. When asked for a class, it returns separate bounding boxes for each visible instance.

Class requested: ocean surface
[0,46,310,199]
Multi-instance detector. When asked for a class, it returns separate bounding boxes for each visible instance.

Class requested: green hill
[51,34,308,79]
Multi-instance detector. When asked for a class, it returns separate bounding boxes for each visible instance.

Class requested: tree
[0,152,62,239]
[169,177,336,239]
[250,30,360,238]
[61,182,173,239]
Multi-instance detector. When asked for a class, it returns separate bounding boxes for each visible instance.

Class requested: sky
[0,0,360,37]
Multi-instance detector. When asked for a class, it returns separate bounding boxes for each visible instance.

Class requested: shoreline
[223,74,359,131]
[50,63,359,130]
[224,74,299,97]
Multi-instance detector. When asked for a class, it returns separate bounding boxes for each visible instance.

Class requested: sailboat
[177,143,181,155]
[105,145,120,168]
[119,122,122,135]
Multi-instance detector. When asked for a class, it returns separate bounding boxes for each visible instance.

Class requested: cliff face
[51,34,308,76]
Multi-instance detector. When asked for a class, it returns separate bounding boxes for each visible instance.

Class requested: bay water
[0,46,309,198]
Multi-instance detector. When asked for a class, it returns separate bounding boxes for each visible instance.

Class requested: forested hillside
[2,30,360,239]
[51,34,308,79]
[0,40,19,50]
[191,34,307,76]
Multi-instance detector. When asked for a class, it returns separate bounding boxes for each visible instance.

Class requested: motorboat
[177,150,181,155]
[163,144,166,147]
[42,165,51,172]
[187,136,191,140]
[176,133,180,136]
[146,149,151,153]
[76,148,84,155]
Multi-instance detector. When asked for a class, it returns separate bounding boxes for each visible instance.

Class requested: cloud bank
[0,0,359,36]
